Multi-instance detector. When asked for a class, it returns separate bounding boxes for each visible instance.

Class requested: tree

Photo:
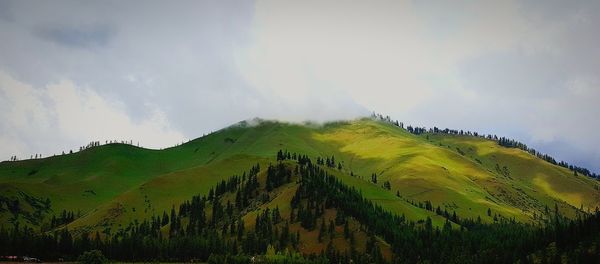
[318,218,325,242]
[78,250,107,264]
[237,218,245,240]
[266,244,276,256]
[59,228,73,256]
[383,181,391,190]
[280,221,290,247]
[7,150,600,263]
[329,219,335,239]
[344,220,350,239]
[162,211,169,226]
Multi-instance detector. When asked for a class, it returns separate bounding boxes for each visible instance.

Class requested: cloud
[0,70,185,159]
[0,0,598,172]
[237,0,600,171]
[35,24,115,49]
[0,0,262,132]
[0,71,51,157]
[236,0,433,115]
[236,0,542,119]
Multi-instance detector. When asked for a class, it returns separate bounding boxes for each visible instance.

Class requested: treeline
[278,149,341,170]
[371,112,599,179]
[5,135,203,162]
[291,162,388,263]
[3,150,600,263]
[497,137,597,178]
[290,153,600,263]
[0,159,328,262]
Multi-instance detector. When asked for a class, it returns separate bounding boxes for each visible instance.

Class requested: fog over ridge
[0,0,599,173]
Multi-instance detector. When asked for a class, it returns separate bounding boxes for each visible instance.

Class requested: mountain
[1,117,600,263]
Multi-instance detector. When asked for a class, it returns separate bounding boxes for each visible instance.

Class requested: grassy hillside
[1,118,599,235]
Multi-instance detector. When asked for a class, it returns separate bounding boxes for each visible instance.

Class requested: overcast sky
[0,0,598,172]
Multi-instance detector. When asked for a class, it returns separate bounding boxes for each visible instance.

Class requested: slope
[1,118,599,233]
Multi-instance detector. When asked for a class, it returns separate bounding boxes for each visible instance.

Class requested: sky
[0,0,599,172]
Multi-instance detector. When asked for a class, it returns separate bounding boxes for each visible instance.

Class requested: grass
[1,118,599,235]
[423,133,600,217]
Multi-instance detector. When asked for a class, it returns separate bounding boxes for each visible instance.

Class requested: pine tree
[162,211,169,226]
[344,220,350,239]
[329,219,335,239]
[237,218,245,241]
[318,218,325,242]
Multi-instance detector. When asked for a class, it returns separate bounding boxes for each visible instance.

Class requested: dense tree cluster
[290,162,387,263]
[49,210,76,229]
[316,155,338,169]
[0,163,265,262]
[290,153,600,263]
[406,126,427,135]
[276,150,292,161]
[2,150,600,263]
[266,163,291,191]
[0,192,51,228]
[278,149,342,171]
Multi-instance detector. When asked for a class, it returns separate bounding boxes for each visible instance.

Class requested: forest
[1,150,600,263]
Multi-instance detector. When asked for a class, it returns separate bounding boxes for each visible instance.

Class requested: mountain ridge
[1,117,600,262]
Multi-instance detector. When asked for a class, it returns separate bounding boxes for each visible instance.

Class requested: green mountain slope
[1,118,599,234]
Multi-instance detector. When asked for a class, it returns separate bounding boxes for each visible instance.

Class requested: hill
[1,117,600,262]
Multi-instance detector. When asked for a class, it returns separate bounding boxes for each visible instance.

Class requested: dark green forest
[1,151,600,263]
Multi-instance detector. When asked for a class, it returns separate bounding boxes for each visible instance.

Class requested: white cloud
[236,0,433,115]
[0,71,52,157]
[235,0,537,118]
[0,70,185,160]
[0,0,598,172]
[235,0,600,171]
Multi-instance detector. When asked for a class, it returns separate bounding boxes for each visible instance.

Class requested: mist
[0,0,599,173]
